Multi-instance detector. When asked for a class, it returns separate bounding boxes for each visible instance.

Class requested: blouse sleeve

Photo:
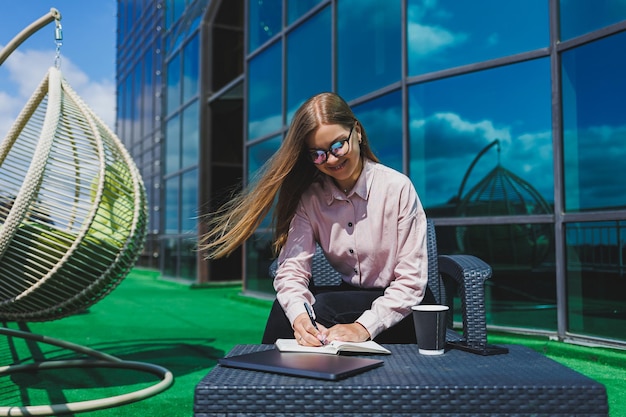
[355,181,428,338]
[273,203,317,325]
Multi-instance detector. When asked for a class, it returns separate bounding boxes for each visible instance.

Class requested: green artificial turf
[0,269,272,416]
[0,268,623,416]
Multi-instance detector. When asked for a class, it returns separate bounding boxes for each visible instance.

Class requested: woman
[200,92,428,346]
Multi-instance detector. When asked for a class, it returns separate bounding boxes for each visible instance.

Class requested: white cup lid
[411,304,449,312]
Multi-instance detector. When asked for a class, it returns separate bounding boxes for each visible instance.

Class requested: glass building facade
[117,0,626,347]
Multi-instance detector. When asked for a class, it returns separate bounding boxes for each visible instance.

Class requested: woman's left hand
[326,322,371,343]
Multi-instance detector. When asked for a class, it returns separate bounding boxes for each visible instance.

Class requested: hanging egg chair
[0,9,172,416]
[0,64,147,322]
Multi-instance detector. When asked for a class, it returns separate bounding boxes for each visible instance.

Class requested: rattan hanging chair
[0,65,147,322]
[0,9,172,416]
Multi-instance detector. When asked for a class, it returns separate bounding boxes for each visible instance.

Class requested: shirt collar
[323,158,375,204]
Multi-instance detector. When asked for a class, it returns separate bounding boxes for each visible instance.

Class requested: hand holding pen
[303,302,328,345]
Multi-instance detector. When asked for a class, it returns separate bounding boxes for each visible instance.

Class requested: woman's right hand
[293,313,328,346]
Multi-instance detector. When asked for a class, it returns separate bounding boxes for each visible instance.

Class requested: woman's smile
[307,123,363,191]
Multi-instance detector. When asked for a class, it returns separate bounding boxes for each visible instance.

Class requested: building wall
[244,0,626,345]
[116,0,164,271]
[117,0,626,346]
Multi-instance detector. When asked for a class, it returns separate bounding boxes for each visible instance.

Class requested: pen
[304,302,326,345]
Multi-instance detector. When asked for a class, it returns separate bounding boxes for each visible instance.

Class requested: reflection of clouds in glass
[566,124,626,209]
[438,112,510,142]
[486,33,499,46]
[353,91,403,171]
[407,3,467,57]
[515,131,552,173]
[413,112,511,158]
[408,23,466,56]
[249,136,281,176]
[359,106,402,138]
[412,111,553,207]
[248,114,282,140]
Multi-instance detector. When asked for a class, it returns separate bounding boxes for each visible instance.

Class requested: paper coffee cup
[411,305,448,355]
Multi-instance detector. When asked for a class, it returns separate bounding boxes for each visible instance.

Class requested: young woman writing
[200,92,428,346]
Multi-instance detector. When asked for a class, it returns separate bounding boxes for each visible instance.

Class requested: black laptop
[218,348,384,381]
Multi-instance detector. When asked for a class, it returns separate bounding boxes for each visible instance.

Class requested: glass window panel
[211,82,244,165]
[181,101,199,168]
[248,41,282,140]
[286,6,331,123]
[245,231,275,293]
[337,0,401,101]
[116,81,125,141]
[124,74,133,145]
[162,237,178,278]
[407,0,548,77]
[213,4,245,91]
[183,34,199,103]
[248,135,281,229]
[165,114,181,174]
[352,90,403,173]
[179,237,198,281]
[181,169,198,233]
[166,53,181,115]
[133,64,142,142]
[164,0,172,28]
[142,49,154,136]
[408,59,553,217]
[566,221,626,340]
[560,0,626,40]
[249,135,281,177]
[165,0,185,29]
[562,32,626,212]
[165,177,180,234]
[248,0,282,52]
[287,0,323,24]
[437,223,556,331]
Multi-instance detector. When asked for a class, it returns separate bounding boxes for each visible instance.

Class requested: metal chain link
[54,19,63,68]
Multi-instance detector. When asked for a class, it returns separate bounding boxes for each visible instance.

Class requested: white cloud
[406,2,468,58]
[432,112,511,143]
[0,47,115,139]
[407,23,466,56]
[409,111,555,206]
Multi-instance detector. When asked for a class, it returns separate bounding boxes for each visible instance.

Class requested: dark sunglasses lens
[311,150,326,165]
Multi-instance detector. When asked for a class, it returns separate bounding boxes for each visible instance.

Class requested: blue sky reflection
[409,58,553,211]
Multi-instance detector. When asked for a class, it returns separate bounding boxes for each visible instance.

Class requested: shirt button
[348,222,353,227]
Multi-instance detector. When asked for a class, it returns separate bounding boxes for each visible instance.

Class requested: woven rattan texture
[195,344,608,417]
[0,67,146,321]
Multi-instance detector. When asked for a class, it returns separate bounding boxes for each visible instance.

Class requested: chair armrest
[438,254,508,355]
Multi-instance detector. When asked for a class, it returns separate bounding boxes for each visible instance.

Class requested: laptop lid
[218,348,384,381]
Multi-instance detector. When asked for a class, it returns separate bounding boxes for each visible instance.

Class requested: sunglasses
[308,125,355,165]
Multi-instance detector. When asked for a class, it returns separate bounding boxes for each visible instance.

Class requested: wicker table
[194,344,608,416]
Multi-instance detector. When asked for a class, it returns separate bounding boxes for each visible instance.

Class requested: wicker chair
[270,219,508,355]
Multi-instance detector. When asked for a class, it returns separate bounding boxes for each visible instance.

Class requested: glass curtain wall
[116,1,164,269]
[244,0,626,346]
[161,1,203,282]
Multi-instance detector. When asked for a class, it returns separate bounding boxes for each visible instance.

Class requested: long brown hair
[199,92,379,259]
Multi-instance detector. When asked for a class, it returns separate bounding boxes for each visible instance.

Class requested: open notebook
[218,348,384,381]
[275,338,391,355]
